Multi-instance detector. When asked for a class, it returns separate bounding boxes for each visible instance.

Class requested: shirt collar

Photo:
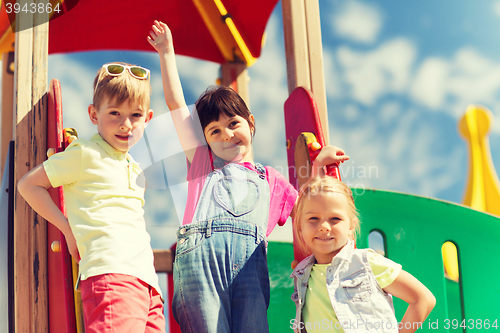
[90,133,137,165]
[290,254,316,278]
[332,239,355,263]
[289,240,356,278]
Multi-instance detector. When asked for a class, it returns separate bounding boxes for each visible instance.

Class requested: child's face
[88,96,153,153]
[299,192,354,264]
[203,114,254,163]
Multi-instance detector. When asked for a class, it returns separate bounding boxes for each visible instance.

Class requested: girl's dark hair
[195,85,255,136]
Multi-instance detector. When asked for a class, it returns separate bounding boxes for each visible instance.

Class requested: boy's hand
[18,164,82,262]
[147,20,173,54]
[311,145,349,177]
[65,231,81,263]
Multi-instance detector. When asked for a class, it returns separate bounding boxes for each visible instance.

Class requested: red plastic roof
[46,0,279,63]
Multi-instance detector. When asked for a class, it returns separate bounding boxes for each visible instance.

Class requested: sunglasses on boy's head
[102,63,150,80]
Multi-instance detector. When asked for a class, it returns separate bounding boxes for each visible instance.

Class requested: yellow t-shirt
[43,133,162,298]
[301,251,401,333]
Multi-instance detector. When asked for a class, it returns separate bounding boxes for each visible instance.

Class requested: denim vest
[290,240,398,333]
[172,162,271,333]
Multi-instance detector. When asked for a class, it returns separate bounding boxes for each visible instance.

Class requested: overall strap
[254,163,267,177]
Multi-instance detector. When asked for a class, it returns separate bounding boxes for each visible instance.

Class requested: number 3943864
[444,319,498,330]
[5,2,61,14]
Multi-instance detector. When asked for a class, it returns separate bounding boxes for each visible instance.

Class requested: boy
[18,62,166,333]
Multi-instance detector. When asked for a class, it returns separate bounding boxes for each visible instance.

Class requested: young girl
[291,177,436,333]
[147,21,349,332]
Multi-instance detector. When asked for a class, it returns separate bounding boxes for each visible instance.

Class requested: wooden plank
[1,52,14,179]
[14,0,50,331]
[281,0,310,94]
[31,3,49,331]
[282,0,330,144]
[294,133,312,190]
[153,249,174,273]
[14,12,34,333]
[220,63,250,109]
[304,0,329,144]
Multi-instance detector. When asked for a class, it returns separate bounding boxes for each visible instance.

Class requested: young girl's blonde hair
[293,176,360,256]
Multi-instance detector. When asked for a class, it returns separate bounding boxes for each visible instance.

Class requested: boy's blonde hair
[293,176,360,255]
[92,62,151,110]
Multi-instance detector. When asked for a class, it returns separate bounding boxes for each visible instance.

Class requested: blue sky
[44,0,500,249]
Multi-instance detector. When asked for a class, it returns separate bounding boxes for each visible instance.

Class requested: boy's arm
[383,270,436,333]
[148,20,201,163]
[18,164,80,261]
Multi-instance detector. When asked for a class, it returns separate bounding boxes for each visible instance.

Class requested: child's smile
[223,141,240,149]
[204,114,254,163]
[299,192,354,264]
[88,96,153,153]
[116,133,132,141]
[315,236,335,241]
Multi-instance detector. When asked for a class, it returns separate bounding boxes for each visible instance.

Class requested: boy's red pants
[81,273,165,333]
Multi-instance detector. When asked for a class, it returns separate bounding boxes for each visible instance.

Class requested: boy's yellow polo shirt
[43,133,162,298]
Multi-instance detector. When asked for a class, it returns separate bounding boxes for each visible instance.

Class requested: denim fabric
[290,241,399,333]
[173,163,270,333]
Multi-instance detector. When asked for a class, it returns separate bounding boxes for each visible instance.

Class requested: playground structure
[442,105,500,283]
[1,1,500,333]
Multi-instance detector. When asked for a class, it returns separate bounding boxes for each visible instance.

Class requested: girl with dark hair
[148,20,349,333]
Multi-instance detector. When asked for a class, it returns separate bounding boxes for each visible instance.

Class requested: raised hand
[147,20,173,54]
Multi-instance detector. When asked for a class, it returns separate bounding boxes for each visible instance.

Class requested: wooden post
[303,0,328,144]
[282,0,310,93]
[282,0,329,144]
[13,0,49,332]
[32,4,49,330]
[1,51,14,179]
[220,62,250,109]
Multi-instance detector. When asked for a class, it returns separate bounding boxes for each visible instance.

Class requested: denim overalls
[290,241,399,333]
[172,162,271,333]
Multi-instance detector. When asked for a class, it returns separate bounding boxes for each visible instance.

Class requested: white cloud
[48,55,96,140]
[336,38,416,105]
[248,12,289,170]
[175,56,220,104]
[343,104,361,121]
[410,58,450,109]
[386,109,419,159]
[379,102,400,124]
[335,40,500,129]
[409,47,500,122]
[329,102,465,200]
[332,0,383,44]
[323,49,342,98]
[494,1,500,18]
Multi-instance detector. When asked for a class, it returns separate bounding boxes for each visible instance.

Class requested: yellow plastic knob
[47,148,56,158]
[51,241,61,253]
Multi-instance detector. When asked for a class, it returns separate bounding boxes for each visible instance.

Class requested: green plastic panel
[355,189,500,330]
[268,241,296,332]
